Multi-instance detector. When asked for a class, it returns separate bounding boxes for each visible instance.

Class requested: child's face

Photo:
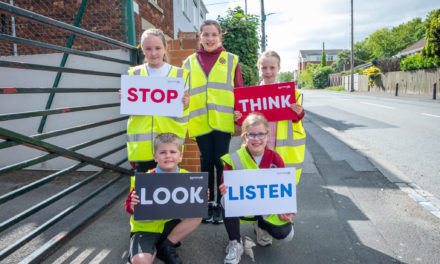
[200,24,222,52]
[142,34,166,68]
[242,123,269,157]
[153,143,183,173]
[259,56,280,85]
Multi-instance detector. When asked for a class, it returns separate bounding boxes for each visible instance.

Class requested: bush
[400,53,440,70]
[373,58,401,72]
[363,66,381,86]
[239,63,258,86]
[312,66,335,89]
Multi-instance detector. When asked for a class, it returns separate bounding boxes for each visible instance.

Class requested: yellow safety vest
[129,168,189,233]
[221,148,290,227]
[126,64,189,162]
[275,90,306,184]
[183,51,238,139]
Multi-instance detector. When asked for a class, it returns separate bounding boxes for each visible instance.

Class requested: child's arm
[124,190,140,215]
[219,163,233,195]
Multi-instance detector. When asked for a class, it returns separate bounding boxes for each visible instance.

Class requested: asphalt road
[37,92,440,264]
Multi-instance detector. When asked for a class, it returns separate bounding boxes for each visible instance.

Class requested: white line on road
[421,113,440,118]
[361,102,395,109]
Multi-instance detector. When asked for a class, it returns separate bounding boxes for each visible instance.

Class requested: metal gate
[0,2,135,262]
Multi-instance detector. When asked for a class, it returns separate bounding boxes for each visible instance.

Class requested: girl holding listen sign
[219,113,295,264]
[126,29,190,173]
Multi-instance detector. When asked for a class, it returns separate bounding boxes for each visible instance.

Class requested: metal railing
[0,2,135,262]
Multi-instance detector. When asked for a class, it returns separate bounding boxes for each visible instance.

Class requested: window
[328,56,333,61]
[182,0,189,14]
[193,1,198,25]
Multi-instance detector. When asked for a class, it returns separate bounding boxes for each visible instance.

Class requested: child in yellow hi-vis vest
[125,133,201,264]
[126,29,190,174]
[219,113,295,264]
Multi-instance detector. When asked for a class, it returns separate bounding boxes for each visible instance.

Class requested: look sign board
[234,82,297,125]
[134,172,208,220]
[223,167,297,217]
[120,75,185,116]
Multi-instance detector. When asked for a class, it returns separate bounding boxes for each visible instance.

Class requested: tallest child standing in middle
[183,20,243,224]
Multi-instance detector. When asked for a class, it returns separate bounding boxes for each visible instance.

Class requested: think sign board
[223,167,297,217]
[120,75,185,117]
[134,172,208,220]
[234,82,297,125]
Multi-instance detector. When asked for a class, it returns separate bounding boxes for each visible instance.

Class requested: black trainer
[156,239,183,264]
[212,204,224,224]
[202,202,214,223]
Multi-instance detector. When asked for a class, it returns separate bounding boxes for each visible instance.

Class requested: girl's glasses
[245,132,268,140]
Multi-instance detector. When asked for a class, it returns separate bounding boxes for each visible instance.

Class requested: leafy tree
[321,42,327,67]
[332,50,350,72]
[365,18,425,59]
[278,71,294,83]
[422,9,440,57]
[354,39,372,65]
[312,66,335,89]
[218,7,260,86]
[298,64,318,89]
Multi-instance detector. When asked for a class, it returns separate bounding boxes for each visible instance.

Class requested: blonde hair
[153,133,182,153]
[199,20,222,34]
[140,28,168,62]
[241,112,270,135]
[257,50,281,69]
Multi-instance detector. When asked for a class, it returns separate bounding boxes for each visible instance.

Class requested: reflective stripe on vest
[184,52,238,139]
[275,91,306,184]
[126,65,189,162]
[220,148,290,227]
[129,168,188,233]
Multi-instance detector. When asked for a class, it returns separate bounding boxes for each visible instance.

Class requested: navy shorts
[129,219,180,259]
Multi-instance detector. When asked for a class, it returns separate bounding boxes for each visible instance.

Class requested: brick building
[0,0,179,56]
[297,49,343,74]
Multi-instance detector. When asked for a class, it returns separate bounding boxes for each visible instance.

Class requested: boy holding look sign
[125,133,201,264]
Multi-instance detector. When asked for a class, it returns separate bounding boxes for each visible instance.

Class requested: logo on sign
[140,186,204,205]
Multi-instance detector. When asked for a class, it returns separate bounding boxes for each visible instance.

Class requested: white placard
[120,75,184,117]
[223,167,297,217]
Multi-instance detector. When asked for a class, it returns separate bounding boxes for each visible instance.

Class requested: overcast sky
[203,0,439,72]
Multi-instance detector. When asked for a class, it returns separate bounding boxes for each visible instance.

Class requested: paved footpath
[42,117,440,264]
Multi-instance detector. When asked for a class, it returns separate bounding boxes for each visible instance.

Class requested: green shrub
[312,66,335,89]
[400,53,440,70]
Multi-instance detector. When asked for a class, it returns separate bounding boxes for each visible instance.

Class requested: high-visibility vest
[126,64,189,162]
[129,168,188,233]
[275,90,306,184]
[221,148,291,227]
[183,51,238,139]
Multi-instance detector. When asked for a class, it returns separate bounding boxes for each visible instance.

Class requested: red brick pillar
[166,32,201,172]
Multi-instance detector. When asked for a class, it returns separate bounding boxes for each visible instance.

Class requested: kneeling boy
[125,133,202,264]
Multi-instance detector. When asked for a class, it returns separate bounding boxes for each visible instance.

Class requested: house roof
[395,37,426,57]
[299,49,344,58]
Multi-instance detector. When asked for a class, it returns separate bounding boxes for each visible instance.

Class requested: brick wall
[0,0,174,56]
[166,32,201,172]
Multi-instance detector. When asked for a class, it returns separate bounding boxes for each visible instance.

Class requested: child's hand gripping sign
[120,75,185,116]
[234,82,297,124]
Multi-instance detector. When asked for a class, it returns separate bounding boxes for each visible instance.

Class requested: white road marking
[361,102,395,109]
[421,113,440,118]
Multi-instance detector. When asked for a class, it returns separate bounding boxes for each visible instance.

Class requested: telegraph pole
[260,0,266,52]
[350,0,354,92]
[245,0,247,15]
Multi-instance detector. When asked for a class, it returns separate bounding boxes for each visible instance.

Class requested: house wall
[166,31,201,172]
[0,0,175,56]
[173,0,206,39]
